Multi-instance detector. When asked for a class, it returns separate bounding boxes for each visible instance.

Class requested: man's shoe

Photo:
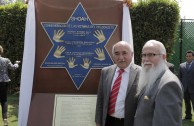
[184,116,192,120]
[3,119,8,126]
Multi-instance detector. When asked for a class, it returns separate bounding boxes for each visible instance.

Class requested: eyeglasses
[141,53,162,58]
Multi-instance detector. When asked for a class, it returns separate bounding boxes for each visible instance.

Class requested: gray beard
[136,60,167,96]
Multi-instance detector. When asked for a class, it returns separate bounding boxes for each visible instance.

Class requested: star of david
[41,2,117,90]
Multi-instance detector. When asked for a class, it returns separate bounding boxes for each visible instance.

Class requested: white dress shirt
[110,64,131,118]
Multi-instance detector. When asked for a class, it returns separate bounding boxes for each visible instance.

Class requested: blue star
[41,2,117,89]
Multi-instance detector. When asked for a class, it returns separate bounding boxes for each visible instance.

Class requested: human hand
[67,57,78,68]
[80,58,91,69]
[15,61,21,64]
[53,29,65,42]
[93,30,106,44]
[123,0,132,7]
[53,46,65,58]
[94,48,105,61]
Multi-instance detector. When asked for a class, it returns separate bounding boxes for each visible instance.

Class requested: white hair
[144,40,166,55]
[136,59,167,95]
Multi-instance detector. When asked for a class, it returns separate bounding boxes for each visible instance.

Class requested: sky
[178,0,194,19]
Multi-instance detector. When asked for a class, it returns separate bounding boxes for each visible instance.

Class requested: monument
[19,0,131,125]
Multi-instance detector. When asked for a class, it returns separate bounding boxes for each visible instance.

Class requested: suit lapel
[188,61,194,72]
[191,62,194,70]
[146,70,166,98]
[138,69,166,102]
[126,64,137,95]
[106,65,117,98]
[184,62,187,70]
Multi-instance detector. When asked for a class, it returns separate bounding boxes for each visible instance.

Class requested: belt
[107,115,124,121]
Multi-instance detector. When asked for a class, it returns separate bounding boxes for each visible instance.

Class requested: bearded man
[134,40,183,126]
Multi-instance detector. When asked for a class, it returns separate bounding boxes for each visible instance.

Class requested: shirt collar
[187,60,193,64]
[116,63,132,73]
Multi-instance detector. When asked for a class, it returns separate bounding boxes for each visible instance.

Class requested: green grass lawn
[0,95,194,126]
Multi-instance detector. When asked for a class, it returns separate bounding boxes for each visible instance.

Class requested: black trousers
[105,115,124,126]
[0,82,8,119]
[184,88,194,118]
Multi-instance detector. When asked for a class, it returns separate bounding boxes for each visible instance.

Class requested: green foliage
[131,0,180,64]
[0,3,27,93]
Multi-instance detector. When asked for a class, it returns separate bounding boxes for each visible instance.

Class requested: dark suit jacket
[178,61,194,93]
[166,62,175,73]
[95,64,141,126]
[134,69,183,126]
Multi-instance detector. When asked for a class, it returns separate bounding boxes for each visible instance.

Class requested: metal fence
[170,19,194,74]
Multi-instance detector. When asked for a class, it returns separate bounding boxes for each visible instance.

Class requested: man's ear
[162,54,166,60]
[131,52,134,56]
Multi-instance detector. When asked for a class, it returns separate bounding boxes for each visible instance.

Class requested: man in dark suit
[95,41,141,126]
[178,50,194,120]
[134,40,183,126]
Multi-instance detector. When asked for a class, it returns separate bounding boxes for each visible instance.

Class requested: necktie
[108,69,124,115]
[187,63,191,71]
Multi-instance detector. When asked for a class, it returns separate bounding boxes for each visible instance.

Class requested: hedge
[0,2,27,93]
